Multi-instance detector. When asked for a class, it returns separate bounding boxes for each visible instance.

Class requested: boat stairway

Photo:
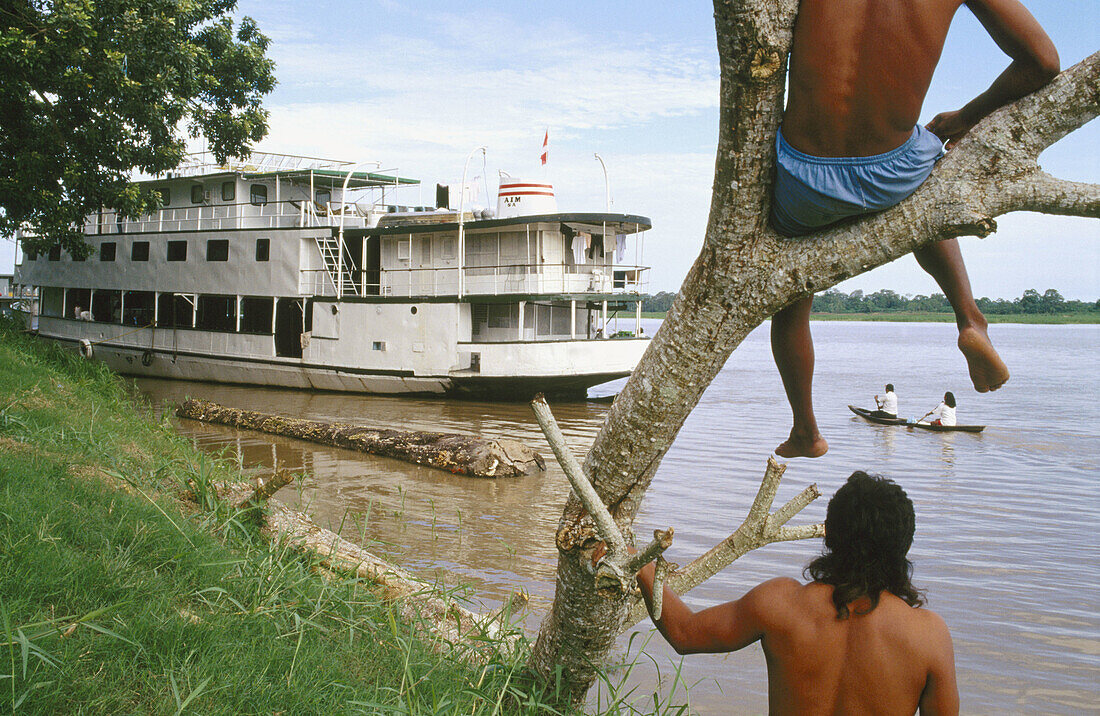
[316,236,359,296]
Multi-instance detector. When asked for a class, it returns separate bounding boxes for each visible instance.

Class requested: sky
[3,0,1096,299]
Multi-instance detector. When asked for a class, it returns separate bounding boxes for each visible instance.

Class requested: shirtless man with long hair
[636,472,959,714]
[770,0,1059,458]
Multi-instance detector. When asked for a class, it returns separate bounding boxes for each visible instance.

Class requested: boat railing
[298,263,649,298]
[81,199,381,235]
[170,151,353,177]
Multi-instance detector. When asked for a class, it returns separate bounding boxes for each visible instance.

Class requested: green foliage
[640,291,677,313]
[811,287,1095,316]
[0,0,276,257]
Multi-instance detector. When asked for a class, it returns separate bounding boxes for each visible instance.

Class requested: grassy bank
[0,322,654,714]
[638,311,1100,324]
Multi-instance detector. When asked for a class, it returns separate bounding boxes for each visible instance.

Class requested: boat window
[196,295,237,332]
[255,238,270,262]
[48,245,61,261]
[487,304,516,329]
[471,303,487,337]
[40,287,64,317]
[65,288,91,320]
[156,293,194,328]
[552,304,571,334]
[222,181,236,202]
[239,297,274,334]
[206,239,229,262]
[315,190,330,207]
[536,304,551,336]
[250,184,268,206]
[440,237,457,260]
[122,291,155,326]
[191,185,205,204]
[397,239,410,261]
[131,241,150,262]
[99,242,116,262]
[90,290,121,323]
[157,188,170,207]
[167,241,187,262]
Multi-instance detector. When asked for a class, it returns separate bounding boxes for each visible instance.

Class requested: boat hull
[848,405,909,425]
[912,422,985,433]
[34,327,634,400]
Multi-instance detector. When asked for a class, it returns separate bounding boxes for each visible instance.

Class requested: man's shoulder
[747,577,804,601]
[741,577,817,626]
[878,592,951,638]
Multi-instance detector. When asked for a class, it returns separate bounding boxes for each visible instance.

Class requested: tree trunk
[176,398,545,478]
[527,0,1099,704]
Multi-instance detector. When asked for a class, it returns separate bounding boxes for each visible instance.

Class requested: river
[135,320,1100,714]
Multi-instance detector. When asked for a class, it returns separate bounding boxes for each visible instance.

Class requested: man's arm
[927,0,1059,148]
[636,560,794,654]
[918,612,960,715]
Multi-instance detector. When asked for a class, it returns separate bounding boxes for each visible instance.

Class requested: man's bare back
[633,472,960,714]
[753,579,957,715]
[783,0,1057,157]
[634,571,958,715]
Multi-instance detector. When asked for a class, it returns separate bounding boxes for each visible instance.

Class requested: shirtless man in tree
[770,0,1059,458]
[636,472,959,715]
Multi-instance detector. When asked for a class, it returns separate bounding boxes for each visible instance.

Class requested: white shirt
[879,390,898,415]
[931,402,956,426]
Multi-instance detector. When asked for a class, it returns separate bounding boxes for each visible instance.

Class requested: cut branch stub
[594,527,674,596]
[531,394,675,596]
[235,470,295,511]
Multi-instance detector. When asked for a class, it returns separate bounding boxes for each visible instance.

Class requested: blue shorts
[770,125,945,237]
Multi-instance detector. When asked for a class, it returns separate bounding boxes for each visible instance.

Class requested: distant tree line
[641,289,1099,315]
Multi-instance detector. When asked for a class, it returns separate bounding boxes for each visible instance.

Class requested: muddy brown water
[135,320,1100,714]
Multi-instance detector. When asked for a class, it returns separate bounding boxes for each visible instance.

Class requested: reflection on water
[136,321,1100,715]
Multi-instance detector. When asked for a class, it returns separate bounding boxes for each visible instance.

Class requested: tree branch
[531,394,674,595]
[1005,171,1100,218]
[621,457,823,629]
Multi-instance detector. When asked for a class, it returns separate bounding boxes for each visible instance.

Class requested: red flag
[540,129,549,166]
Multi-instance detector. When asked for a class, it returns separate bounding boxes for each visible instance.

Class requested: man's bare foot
[775,430,829,459]
[958,325,1010,392]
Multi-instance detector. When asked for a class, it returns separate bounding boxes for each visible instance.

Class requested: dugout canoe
[848,405,910,426]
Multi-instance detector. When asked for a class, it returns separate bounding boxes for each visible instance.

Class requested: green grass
[0,320,683,714]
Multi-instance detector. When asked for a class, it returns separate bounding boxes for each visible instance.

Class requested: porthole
[410,306,418,315]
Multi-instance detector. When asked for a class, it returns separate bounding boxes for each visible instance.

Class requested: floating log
[176,398,545,478]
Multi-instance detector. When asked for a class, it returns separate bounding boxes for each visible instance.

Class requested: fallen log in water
[176,398,545,478]
[206,476,525,658]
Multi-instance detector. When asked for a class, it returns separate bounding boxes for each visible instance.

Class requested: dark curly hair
[804,471,925,619]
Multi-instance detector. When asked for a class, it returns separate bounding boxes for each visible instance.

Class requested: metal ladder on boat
[315,235,359,297]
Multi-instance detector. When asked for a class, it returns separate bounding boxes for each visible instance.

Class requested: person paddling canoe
[871,384,899,419]
[921,392,957,426]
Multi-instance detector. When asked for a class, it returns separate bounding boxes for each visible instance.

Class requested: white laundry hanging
[571,234,587,264]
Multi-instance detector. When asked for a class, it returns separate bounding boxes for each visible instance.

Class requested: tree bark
[176,398,545,478]
[527,0,1099,704]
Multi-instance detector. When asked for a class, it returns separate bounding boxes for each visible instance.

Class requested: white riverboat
[12,152,652,398]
